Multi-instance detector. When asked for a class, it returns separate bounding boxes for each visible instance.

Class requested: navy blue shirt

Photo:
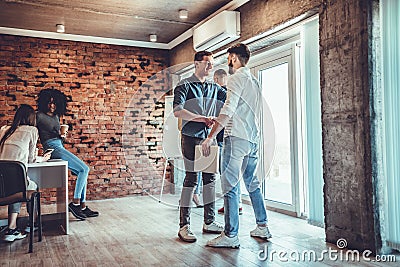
[216,85,226,144]
[173,74,226,139]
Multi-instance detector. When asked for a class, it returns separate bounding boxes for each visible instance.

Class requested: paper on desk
[194,145,219,174]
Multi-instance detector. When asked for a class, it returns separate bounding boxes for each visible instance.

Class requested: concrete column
[319,0,377,252]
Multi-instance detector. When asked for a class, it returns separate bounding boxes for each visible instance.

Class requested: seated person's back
[0,124,38,166]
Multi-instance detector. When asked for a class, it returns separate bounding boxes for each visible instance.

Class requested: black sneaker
[68,202,86,220]
[81,206,99,217]
[3,228,26,242]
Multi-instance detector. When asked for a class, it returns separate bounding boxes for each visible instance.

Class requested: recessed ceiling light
[149,34,157,42]
[56,24,65,33]
[179,9,188,19]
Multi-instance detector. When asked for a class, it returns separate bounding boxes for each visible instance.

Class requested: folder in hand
[194,145,219,174]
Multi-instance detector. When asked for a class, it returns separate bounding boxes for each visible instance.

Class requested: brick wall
[0,34,170,202]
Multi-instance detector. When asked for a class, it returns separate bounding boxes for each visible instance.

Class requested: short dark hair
[214,69,227,77]
[227,43,251,65]
[194,51,213,62]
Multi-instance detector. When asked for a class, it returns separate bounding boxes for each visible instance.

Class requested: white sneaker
[250,225,272,239]
[178,225,197,242]
[202,221,224,234]
[3,228,27,242]
[206,232,240,248]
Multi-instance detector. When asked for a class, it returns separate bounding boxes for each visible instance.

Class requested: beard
[228,61,235,75]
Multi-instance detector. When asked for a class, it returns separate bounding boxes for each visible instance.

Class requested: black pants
[179,135,216,228]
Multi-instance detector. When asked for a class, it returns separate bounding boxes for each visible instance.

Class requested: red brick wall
[0,34,170,202]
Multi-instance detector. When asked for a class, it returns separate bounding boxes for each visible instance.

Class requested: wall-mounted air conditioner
[193,10,240,52]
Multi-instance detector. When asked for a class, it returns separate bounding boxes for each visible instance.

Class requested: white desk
[27,160,69,234]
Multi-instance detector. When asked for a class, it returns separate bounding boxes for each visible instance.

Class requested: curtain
[381,0,400,250]
[302,18,324,227]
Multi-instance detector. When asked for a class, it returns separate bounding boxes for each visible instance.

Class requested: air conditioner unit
[193,10,240,52]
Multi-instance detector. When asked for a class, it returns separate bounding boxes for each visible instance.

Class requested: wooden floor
[0,195,398,266]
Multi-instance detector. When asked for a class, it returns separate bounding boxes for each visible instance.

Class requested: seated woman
[0,104,49,242]
[36,88,98,220]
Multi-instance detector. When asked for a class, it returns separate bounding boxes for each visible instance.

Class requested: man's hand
[205,117,215,128]
[201,137,214,157]
[198,116,214,128]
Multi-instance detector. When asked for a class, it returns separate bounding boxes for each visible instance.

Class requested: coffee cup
[60,124,69,136]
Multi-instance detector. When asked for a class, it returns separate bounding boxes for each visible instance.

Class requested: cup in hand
[60,124,69,137]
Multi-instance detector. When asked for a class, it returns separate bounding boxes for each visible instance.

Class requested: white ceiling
[0,0,249,49]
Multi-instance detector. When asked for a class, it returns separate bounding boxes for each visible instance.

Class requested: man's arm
[201,113,229,156]
[173,109,213,127]
[173,108,205,122]
[202,76,242,156]
[209,114,229,139]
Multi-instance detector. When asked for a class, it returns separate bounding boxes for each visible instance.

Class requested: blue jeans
[218,143,241,200]
[43,138,90,203]
[222,136,268,237]
[9,180,37,214]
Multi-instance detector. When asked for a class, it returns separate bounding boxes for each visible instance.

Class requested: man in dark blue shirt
[173,51,226,243]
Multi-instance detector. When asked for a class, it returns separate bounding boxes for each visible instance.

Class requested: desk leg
[58,164,69,234]
[56,186,69,234]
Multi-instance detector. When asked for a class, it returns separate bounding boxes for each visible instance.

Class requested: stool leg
[37,192,42,242]
[28,196,34,253]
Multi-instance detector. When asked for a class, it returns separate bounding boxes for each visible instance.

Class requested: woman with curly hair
[36,88,99,220]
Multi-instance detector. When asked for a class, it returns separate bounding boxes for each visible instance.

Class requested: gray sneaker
[202,221,224,234]
[250,225,272,239]
[206,232,240,248]
[178,225,197,242]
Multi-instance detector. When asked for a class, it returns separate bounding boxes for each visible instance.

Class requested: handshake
[200,116,217,128]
